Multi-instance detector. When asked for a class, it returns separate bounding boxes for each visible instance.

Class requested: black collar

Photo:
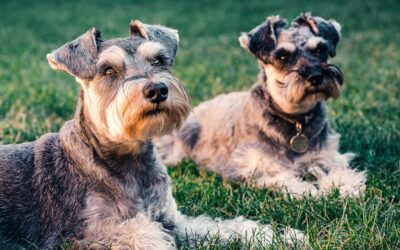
[251,84,328,154]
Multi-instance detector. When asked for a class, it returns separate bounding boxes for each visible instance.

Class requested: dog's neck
[250,71,329,156]
[59,90,156,177]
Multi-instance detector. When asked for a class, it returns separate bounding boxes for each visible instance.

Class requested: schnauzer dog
[0,20,302,249]
[158,13,366,197]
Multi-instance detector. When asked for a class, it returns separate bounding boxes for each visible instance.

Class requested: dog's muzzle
[297,64,343,99]
[299,65,325,86]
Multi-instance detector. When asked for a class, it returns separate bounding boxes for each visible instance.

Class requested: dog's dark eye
[274,49,292,62]
[98,65,117,76]
[150,59,161,66]
[104,66,115,76]
[150,54,167,66]
[69,42,79,50]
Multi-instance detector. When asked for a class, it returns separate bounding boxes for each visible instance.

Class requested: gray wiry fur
[0,21,302,249]
[158,13,366,197]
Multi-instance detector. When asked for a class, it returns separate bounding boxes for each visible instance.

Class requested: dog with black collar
[158,13,366,197]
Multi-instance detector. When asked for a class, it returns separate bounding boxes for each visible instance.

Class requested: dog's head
[239,13,343,114]
[47,20,190,143]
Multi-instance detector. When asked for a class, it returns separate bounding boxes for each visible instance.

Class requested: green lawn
[0,0,399,249]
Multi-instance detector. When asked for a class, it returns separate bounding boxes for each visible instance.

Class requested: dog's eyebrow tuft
[98,45,126,68]
[276,42,297,53]
[137,41,166,59]
[305,37,325,50]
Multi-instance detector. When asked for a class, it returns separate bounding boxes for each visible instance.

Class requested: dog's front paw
[255,173,319,198]
[318,168,367,197]
[282,228,307,246]
[285,181,319,198]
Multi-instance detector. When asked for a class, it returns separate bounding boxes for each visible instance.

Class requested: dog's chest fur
[83,154,171,223]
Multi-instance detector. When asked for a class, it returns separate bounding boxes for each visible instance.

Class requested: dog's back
[0,142,37,247]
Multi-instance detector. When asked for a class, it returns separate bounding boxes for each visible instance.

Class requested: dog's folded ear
[47,28,102,80]
[239,15,287,62]
[130,20,149,39]
[293,13,341,57]
[130,20,180,64]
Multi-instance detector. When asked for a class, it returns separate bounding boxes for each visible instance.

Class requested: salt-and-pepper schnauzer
[0,21,302,249]
[159,13,367,197]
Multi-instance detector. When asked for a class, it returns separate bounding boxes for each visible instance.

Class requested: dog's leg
[315,152,366,197]
[173,211,304,246]
[319,165,367,197]
[230,144,318,197]
[303,134,367,197]
[162,192,304,246]
[174,212,305,247]
[174,211,270,243]
[80,214,176,250]
[255,171,318,197]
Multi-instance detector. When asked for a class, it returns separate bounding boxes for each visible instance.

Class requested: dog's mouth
[276,79,287,86]
[277,79,338,98]
[304,87,333,97]
[47,54,61,70]
[281,65,342,101]
[142,108,166,118]
[47,53,65,72]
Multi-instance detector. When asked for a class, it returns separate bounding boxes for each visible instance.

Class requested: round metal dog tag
[290,133,309,153]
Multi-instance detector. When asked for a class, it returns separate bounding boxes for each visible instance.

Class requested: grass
[0,0,399,248]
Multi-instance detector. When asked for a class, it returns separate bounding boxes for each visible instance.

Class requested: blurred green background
[0,0,399,249]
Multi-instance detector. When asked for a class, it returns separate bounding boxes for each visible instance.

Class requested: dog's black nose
[143,82,169,103]
[299,65,311,79]
[308,73,324,85]
[299,66,324,85]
